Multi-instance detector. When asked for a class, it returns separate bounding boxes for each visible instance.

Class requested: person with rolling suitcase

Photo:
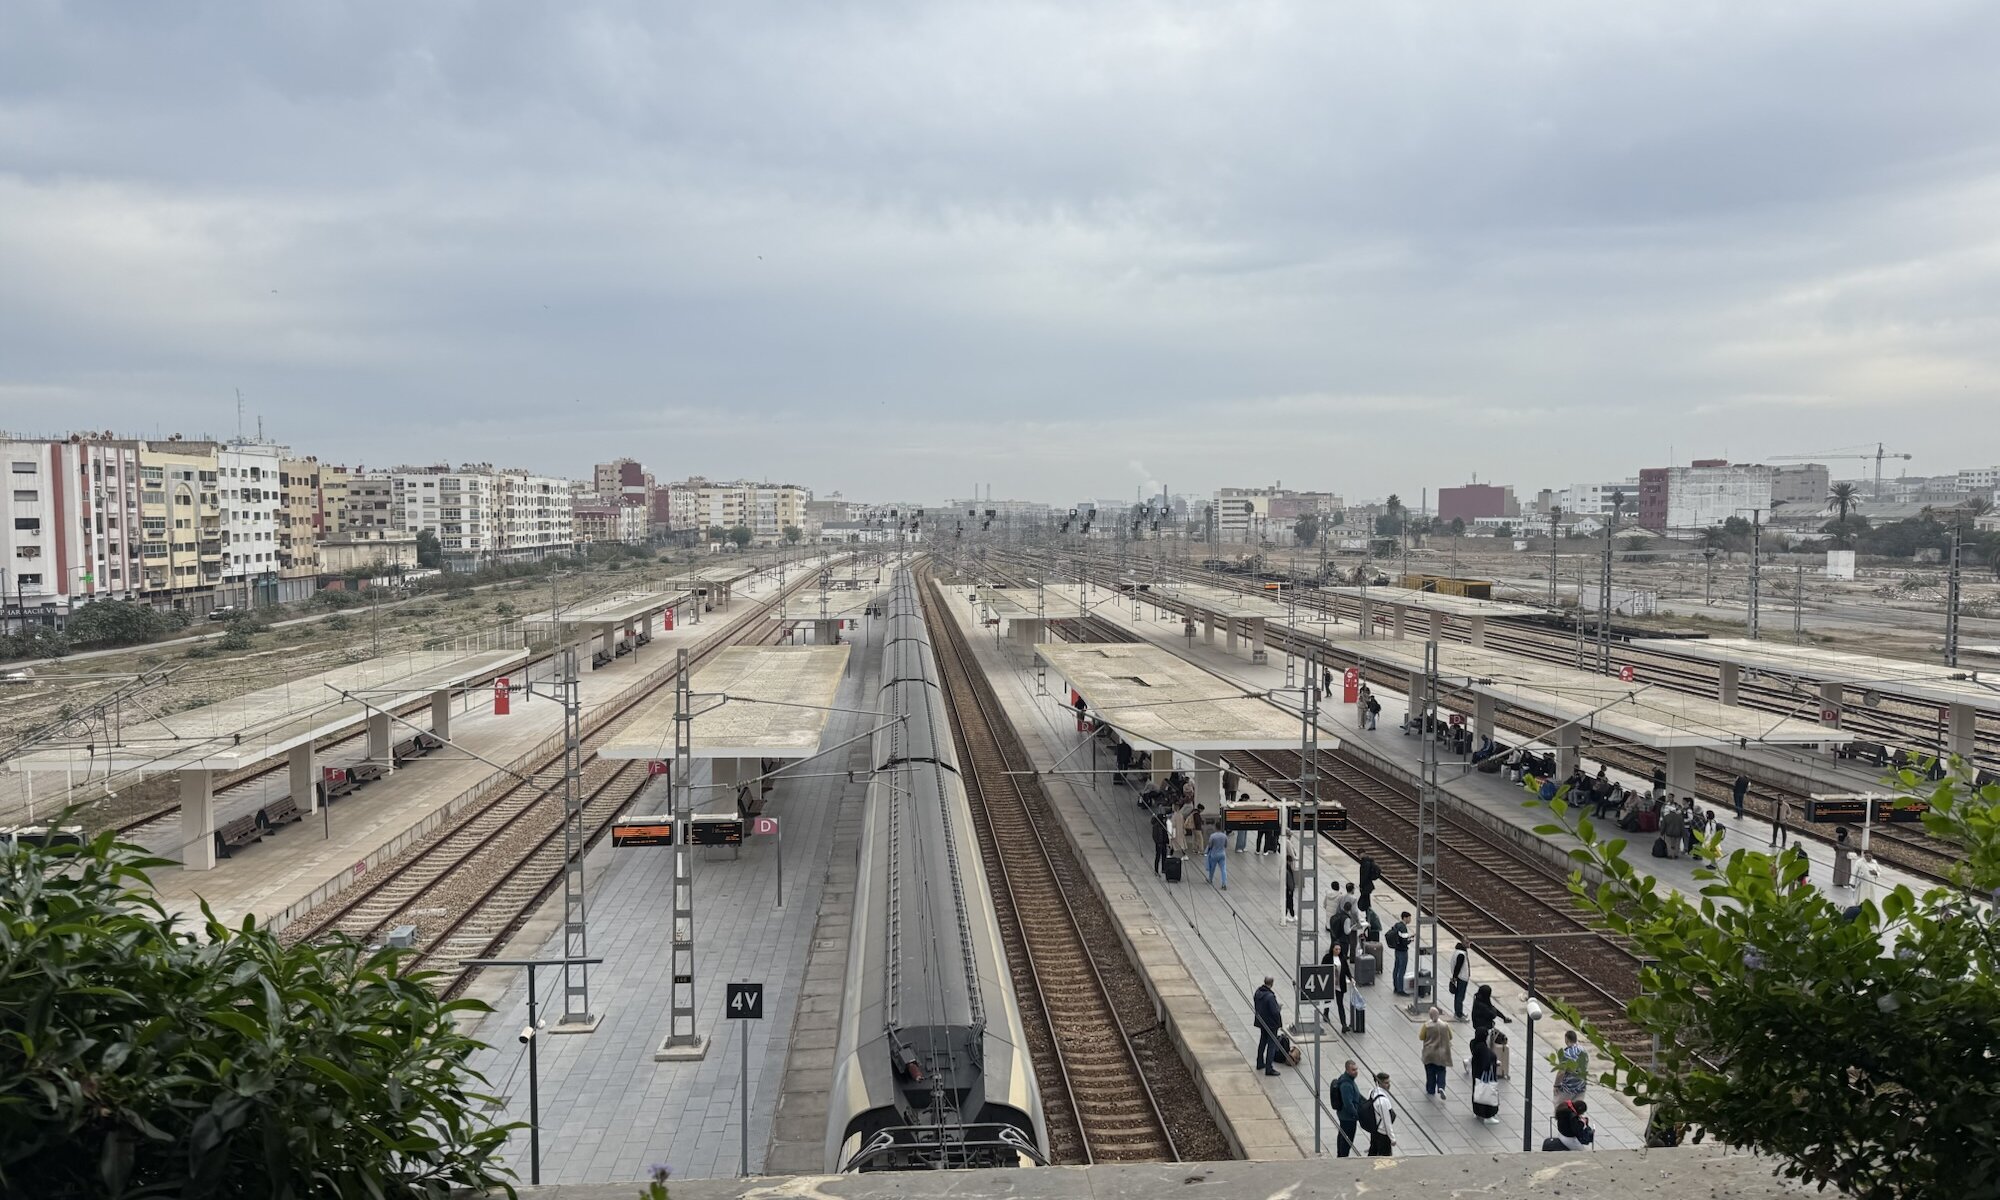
[1253,976,1284,1077]
[1152,808,1172,877]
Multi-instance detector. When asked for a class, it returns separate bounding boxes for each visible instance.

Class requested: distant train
[826,569,1046,1171]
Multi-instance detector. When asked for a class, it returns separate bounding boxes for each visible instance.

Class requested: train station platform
[1632,636,1996,760]
[513,1146,1802,1200]
[112,611,781,930]
[959,587,1943,1160]
[9,647,528,871]
[1321,585,1543,648]
[943,590,1659,1158]
[457,634,881,1181]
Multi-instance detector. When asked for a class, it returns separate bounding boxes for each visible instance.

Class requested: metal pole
[560,648,591,1024]
[1944,529,1962,668]
[740,1016,751,1177]
[1793,560,1804,644]
[668,647,700,1048]
[1293,670,1323,1153]
[775,817,784,909]
[526,965,541,1185]
[1409,639,1440,1016]
[1521,944,1537,1152]
[1747,510,1762,640]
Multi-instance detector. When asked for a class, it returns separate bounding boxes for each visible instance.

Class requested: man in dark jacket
[1732,774,1750,820]
[1333,1059,1364,1157]
[1152,810,1171,876]
[1254,976,1284,1076]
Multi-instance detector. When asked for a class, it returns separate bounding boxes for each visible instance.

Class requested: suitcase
[1349,1006,1366,1034]
[1639,809,1660,833]
[1163,854,1183,883]
[1353,953,1377,987]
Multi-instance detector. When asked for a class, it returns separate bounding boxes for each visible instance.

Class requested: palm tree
[1828,482,1859,525]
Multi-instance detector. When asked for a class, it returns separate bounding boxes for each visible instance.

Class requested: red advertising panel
[493,677,511,716]
[1342,666,1360,704]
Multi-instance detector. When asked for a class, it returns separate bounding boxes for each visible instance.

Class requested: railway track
[1228,747,1652,1058]
[920,569,1227,1165]
[282,579,802,996]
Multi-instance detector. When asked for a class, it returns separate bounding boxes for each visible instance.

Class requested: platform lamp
[462,956,603,1186]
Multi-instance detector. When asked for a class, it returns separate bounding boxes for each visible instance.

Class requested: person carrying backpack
[1386,911,1412,996]
[1364,1072,1397,1155]
[1333,1060,1364,1157]
[1554,1030,1590,1104]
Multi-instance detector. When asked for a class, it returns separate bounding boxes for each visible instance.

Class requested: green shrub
[215,628,254,652]
[65,599,171,648]
[0,832,517,1196]
[325,613,353,631]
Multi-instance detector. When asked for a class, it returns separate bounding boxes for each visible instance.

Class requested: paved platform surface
[959,600,1658,1158]
[458,625,878,1182]
[125,606,777,927]
[510,1146,1806,1198]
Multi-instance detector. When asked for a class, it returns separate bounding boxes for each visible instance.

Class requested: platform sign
[1298,964,1340,1004]
[493,677,511,716]
[1618,665,1635,683]
[647,759,670,777]
[1343,666,1360,704]
[612,817,675,847]
[726,982,765,1020]
[752,816,779,837]
[1821,707,1841,725]
[321,766,346,786]
[664,607,675,631]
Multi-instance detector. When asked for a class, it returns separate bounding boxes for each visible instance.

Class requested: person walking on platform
[1324,943,1354,1031]
[1205,821,1229,890]
[1333,1060,1364,1157]
[1365,691,1381,730]
[1387,911,1412,995]
[1419,1007,1453,1101]
[1732,773,1750,820]
[1284,848,1298,922]
[1449,943,1471,1021]
[1151,808,1171,877]
[1253,976,1284,1077]
[1365,1073,1398,1156]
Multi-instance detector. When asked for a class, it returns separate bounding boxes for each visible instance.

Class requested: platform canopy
[599,644,852,760]
[1150,581,1289,619]
[663,565,750,587]
[975,586,1086,620]
[5,648,528,775]
[770,589,886,621]
[1321,585,1544,620]
[1630,638,2000,716]
[1324,637,1835,748]
[523,588,686,631]
[1035,642,1311,751]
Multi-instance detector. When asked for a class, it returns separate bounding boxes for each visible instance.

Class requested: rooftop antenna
[235,388,244,440]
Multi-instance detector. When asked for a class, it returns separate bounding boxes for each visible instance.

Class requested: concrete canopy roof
[663,566,748,586]
[769,589,887,621]
[1151,582,1289,619]
[1323,636,1836,748]
[1629,638,2000,716]
[1035,642,1313,751]
[523,589,686,631]
[1322,585,1545,620]
[975,586,1073,619]
[599,644,852,760]
[5,648,528,775]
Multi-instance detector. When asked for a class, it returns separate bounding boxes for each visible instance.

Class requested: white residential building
[1956,465,2000,493]
[217,441,289,599]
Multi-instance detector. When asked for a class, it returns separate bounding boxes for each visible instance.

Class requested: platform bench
[215,814,263,859]
[261,795,304,829]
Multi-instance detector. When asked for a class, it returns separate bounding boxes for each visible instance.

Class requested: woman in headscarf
[1470,984,1510,1038]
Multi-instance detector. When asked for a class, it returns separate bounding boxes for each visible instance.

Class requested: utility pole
[1945,529,1962,668]
[1793,560,1805,645]
[665,646,702,1053]
[555,647,592,1024]
[1747,508,1763,641]
[1408,638,1441,1017]
[1291,671,1323,1150]
[1547,507,1562,609]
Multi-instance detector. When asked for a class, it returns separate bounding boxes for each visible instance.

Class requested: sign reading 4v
[726,982,765,1021]
[1297,964,1340,1004]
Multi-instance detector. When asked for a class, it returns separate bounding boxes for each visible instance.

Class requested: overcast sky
[2,2,1996,504]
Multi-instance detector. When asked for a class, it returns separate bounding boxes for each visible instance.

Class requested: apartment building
[1955,465,2000,494]
[278,457,322,586]
[1,437,147,626]
[679,480,808,542]
[495,470,573,559]
[216,442,295,605]
[573,501,648,545]
[593,458,655,504]
[385,464,573,568]
[139,440,224,610]
[1212,485,1342,543]
[1436,483,1518,523]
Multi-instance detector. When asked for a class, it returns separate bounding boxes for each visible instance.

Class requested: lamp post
[462,956,604,1186]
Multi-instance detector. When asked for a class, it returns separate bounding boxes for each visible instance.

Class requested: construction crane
[1769,442,1913,502]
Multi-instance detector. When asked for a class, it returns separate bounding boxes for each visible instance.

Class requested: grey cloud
[1,1,1997,499]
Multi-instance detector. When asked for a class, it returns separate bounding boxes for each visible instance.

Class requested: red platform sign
[664,607,676,631]
[1619,665,1635,683]
[753,816,779,837]
[493,677,511,716]
[1342,666,1360,704]
[648,759,670,777]
[1821,707,1841,725]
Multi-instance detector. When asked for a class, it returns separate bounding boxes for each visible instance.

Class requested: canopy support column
[180,769,217,871]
